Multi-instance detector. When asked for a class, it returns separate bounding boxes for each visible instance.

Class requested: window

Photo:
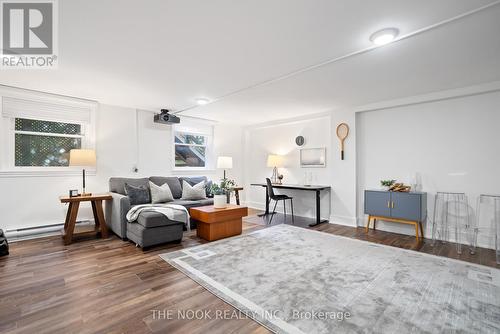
[0,89,96,175]
[174,132,208,168]
[172,119,214,170]
[14,118,83,167]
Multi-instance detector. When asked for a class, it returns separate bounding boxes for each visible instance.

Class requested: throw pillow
[180,176,212,197]
[149,181,174,204]
[124,183,151,205]
[181,180,207,200]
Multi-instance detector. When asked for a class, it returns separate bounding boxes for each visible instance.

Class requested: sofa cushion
[110,177,149,195]
[149,181,174,203]
[136,211,185,228]
[149,176,183,199]
[180,176,212,197]
[181,180,207,200]
[171,198,214,209]
[124,183,151,205]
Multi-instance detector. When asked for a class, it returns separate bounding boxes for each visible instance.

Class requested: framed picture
[69,189,80,197]
[300,148,326,168]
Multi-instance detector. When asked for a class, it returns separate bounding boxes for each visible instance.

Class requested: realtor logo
[1,0,58,68]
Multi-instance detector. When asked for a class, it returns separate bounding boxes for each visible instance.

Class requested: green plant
[380,179,396,187]
[210,178,236,195]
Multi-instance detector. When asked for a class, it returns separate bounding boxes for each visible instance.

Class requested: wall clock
[295,136,305,146]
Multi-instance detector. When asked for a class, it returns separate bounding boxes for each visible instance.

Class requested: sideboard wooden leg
[365,215,371,233]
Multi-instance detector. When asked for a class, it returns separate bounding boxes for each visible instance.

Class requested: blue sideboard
[364,190,427,241]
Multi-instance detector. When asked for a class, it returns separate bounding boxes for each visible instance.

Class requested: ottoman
[127,211,185,248]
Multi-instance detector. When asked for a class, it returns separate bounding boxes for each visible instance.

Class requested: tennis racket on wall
[336,123,349,160]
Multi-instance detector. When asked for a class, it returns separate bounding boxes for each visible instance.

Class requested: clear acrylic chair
[470,194,500,264]
[432,192,472,254]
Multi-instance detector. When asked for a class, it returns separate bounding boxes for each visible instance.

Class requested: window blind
[2,96,92,123]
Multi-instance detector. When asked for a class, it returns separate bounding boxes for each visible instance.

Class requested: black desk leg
[309,190,327,227]
[258,187,270,217]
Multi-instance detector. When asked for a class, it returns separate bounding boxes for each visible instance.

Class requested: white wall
[0,104,243,232]
[330,110,357,226]
[243,115,333,220]
[356,91,500,248]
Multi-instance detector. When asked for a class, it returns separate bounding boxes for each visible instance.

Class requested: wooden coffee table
[190,204,248,241]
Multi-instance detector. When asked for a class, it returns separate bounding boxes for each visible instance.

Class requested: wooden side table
[59,193,112,245]
[227,187,244,205]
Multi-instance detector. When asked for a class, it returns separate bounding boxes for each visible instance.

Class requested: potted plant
[380,179,396,191]
[211,178,236,208]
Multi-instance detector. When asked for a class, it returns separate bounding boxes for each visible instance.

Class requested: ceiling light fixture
[369,28,399,46]
[195,98,210,105]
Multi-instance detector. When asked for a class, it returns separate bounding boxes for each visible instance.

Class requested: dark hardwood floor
[1,209,497,333]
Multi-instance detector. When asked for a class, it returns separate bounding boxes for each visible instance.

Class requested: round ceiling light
[369,28,399,46]
[195,98,210,105]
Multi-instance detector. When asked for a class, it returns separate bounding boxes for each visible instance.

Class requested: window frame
[172,129,214,172]
[0,87,97,177]
[10,117,89,168]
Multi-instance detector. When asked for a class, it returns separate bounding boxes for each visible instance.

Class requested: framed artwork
[300,148,326,168]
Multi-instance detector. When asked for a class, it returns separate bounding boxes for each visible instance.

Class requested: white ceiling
[1,0,499,124]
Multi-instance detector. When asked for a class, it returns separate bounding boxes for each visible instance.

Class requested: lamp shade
[217,156,233,169]
[69,149,96,167]
[266,154,283,168]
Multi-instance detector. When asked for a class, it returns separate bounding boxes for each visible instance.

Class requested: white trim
[0,168,96,178]
[0,85,97,105]
[13,130,84,139]
[243,111,332,131]
[354,80,500,114]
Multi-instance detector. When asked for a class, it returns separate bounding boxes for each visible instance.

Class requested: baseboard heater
[5,220,92,241]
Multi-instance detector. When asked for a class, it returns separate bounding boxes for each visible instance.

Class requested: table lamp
[69,149,96,196]
[267,154,283,184]
[217,156,233,179]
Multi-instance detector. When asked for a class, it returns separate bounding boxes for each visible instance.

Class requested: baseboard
[245,201,333,221]
[6,220,93,241]
[357,215,496,250]
[329,215,357,227]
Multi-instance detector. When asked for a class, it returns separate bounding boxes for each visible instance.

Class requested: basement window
[172,120,214,170]
[0,89,96,176]
[174,132,208,168]
[14,118,84,167]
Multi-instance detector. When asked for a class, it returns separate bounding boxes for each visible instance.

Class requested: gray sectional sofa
[105,176,213,248]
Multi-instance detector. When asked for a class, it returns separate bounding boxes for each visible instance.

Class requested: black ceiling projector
[154,109,180,124]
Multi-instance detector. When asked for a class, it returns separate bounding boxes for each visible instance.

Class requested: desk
[250,183,331,226]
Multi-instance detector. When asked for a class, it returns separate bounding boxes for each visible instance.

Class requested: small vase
[213,195,227,209]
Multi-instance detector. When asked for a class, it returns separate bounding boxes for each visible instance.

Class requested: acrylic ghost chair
[470,194,500,264]
[431,192,473,255]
